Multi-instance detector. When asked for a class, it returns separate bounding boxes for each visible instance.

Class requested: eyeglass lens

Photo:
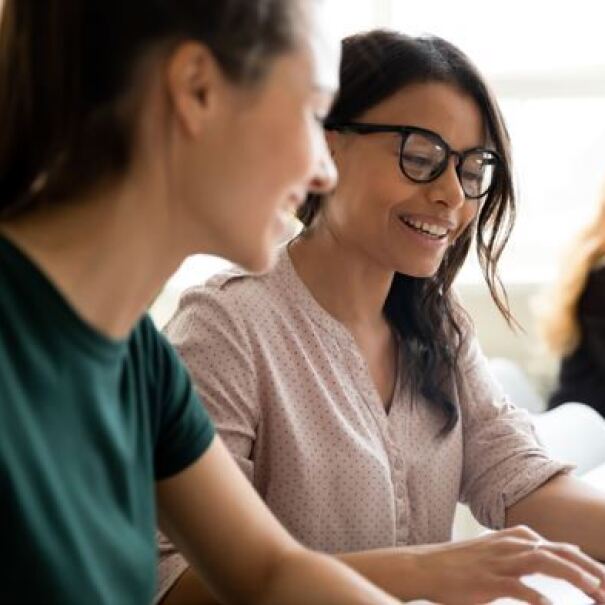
[400,131,497,198]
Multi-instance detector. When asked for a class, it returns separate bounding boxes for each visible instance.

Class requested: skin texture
[162,81,605,604]
[0,4,404,604]
[506,474,605,562]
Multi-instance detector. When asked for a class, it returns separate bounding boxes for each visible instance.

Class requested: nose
[431,157,465,209]
[308,132,338,195]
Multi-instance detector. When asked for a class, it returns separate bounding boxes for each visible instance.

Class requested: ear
[165,41,223,138]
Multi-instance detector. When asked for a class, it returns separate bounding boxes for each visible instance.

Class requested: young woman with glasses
[0,2,404,604]
[160,30,605,604]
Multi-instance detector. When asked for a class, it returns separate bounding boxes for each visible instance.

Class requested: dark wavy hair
[0,0,302,218]
[297,30,516,433]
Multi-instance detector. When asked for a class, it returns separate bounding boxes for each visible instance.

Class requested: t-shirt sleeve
[457,323,574,529]
[145,318,215,481]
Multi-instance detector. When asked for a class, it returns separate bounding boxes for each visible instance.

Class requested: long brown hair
[0,0,301,219]
[298,31,516,433]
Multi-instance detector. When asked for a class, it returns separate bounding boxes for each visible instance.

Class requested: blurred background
[153,0,605,402]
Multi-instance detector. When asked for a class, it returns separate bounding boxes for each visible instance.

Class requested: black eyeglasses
[324,121,501,199]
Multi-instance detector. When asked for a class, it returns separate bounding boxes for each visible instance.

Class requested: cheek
[260,128,314,205]
[289,119,320,183]
[330,173,388,231]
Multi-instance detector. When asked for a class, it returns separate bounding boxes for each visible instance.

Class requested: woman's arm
[156,436,399,605]
[506,473,605,561]
[160,512,605,605]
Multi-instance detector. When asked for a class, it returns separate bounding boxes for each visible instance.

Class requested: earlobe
[166,42,218,138]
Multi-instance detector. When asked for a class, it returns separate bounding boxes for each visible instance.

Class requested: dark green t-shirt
[0,235,215,604]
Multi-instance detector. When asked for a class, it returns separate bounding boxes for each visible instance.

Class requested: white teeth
[403,218,448,237]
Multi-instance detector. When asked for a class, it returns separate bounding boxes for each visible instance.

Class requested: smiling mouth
[399,216,451,240]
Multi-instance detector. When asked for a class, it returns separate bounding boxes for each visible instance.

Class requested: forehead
[362,82,486,149]
[304,0,341,94]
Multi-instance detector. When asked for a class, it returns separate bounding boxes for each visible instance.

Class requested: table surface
[407,461,605,604]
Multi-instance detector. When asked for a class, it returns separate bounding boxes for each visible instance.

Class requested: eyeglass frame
[323,120,502,200]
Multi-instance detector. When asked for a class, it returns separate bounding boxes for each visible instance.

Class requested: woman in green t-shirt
[0,1,400,604]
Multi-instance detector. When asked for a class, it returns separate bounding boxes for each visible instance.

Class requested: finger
[508,550,602,597]
[502,524,544,541]
[488,535,543,555]
[494,529,605,592]
[548,542,605,587]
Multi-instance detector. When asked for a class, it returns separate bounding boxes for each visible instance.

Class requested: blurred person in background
[541,185,605,418]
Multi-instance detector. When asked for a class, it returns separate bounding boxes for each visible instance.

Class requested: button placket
[330,323,409,545]
[388,442,406,543]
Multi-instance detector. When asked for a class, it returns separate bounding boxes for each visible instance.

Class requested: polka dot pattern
[156,246,572,599]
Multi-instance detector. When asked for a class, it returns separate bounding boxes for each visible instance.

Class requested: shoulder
[129,314,185,380]
[195,261,282,316]
[164,249,292,346]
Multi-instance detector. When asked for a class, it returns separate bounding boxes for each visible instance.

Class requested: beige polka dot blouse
[157,245,571,600]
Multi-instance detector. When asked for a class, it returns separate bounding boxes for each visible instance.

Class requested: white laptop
[495,573,596,604]
[407,573,596,604]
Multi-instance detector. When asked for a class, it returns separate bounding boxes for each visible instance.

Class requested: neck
[0,177,185,339]
[288,223,394,331]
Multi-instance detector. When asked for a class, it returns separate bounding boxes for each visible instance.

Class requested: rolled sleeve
[458,333,573,529]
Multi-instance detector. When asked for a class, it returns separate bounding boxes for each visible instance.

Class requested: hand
[412,525,605,604]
